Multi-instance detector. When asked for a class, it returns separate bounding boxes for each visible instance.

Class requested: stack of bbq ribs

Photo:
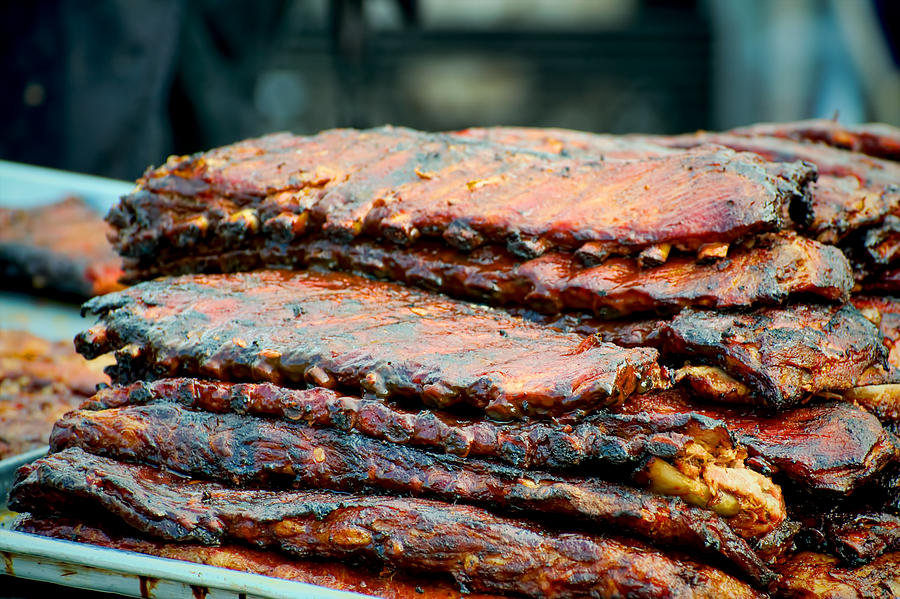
[8,119,900,598]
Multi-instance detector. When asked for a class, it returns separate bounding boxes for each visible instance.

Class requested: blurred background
[2,0,899,181]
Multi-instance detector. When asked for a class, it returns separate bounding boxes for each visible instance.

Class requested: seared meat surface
[618,391,897,493]
[0,330,109,459]
[0,197,124,298]
[83,378,733,472]
[75,270,662,420]
[730,119,900,161]
[9,449,767,598]
[771,551,900,598]
[48,403,782,573]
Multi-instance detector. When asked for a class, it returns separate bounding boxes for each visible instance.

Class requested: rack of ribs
[75,269,663,421]
[120,230,854,317]
[617,391,897,494]
[82,378,734,472]
[108,127,814,265]
[0,196,124,298]
[8,448,768,598]
[730,119,900,162]
[48,404,784,573]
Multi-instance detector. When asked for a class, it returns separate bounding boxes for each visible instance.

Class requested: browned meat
[863,266,900,294]
[0,330,109,459]
[48,404,783,573]
[109,127,814,264]
[822,512,900,567]
[75,270,663,421]
[770,551,900,598]
[730,119,900,162]
[83,378,735,472]
[0,197,124,298]
[618,391,897,494]
[15,516,500,599]
[9,449,767,598]
[851,295,900,385]
[659,304,886,409]
[454,126,899,246]
[122,231,853,317]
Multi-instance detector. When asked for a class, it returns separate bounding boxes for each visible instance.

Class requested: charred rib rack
[0,197,124,298]
[122,231,854,316]
[49,404,785,561]
[84,378,734,472]
[109,127,814,264]
[730,119,900,162]
[75,270,663,420]
[9,449,767,598]
[15,516,499,599]
[660,304,886,409]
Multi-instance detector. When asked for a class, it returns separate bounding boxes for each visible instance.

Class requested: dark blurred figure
[16,1,898,181]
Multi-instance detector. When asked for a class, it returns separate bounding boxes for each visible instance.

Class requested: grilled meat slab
[660,304,886,409]
[10,449,766,598]
[75,270,662,420]
[15,516,498,599]
[0,197,124,298]
[109,127,813,263]
[730,119,900,162]
[619,391,897,494]
[83,378,733,471]
[122,231,853,317]
[48,404,783,569]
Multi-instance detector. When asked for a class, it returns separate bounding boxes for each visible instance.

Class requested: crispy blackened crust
[109,127,811,263]
[47,404,776,580]
[9,449,766,598]
[83,378,732,471]
[15,516,501,599]
[75,270,663,420]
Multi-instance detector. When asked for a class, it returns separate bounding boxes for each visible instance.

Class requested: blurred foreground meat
[0,330,109,459]
[49,403,782,576]
[122,231,854,316]
[75,270,662,420]
[8,449,766,599]
[0,197,123,298]
[730,119,900,162]
[15,516,499,599]
[109,127,814,266]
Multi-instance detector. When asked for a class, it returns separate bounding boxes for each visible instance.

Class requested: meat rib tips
[618,391,897,494]
[84,378,734,472]
[108,127,813,264]
[75,269,662,420]
[660,304,886,409]
[122,230,854,316]
[9,448,767,598]
[47,403,782,575]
